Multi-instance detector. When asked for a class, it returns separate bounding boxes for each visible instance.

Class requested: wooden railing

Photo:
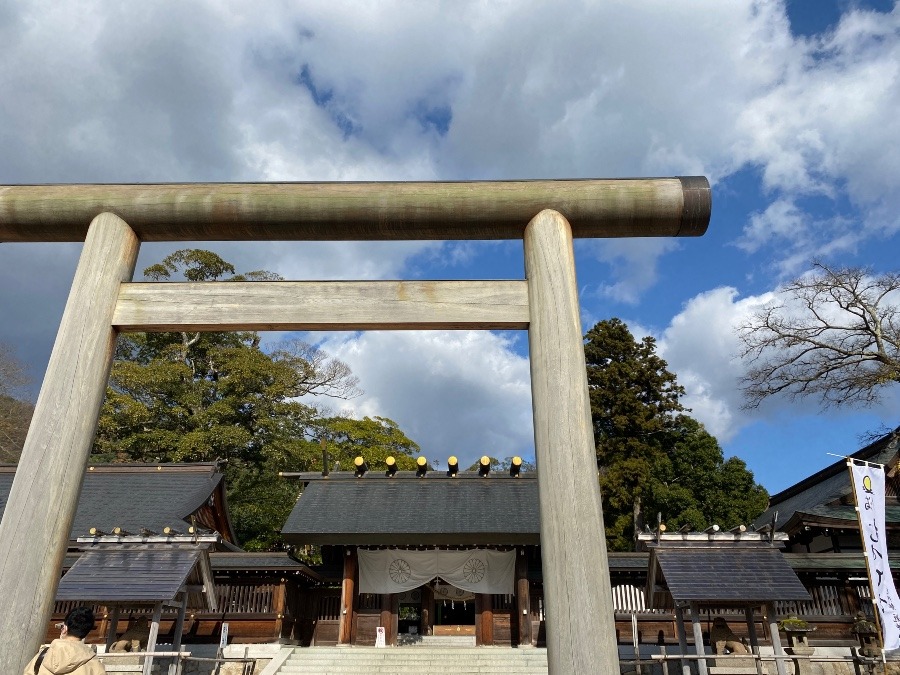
[46,576,879,646]
[215,582,275,614]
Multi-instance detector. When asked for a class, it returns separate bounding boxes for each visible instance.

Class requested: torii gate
[0,178,710,673]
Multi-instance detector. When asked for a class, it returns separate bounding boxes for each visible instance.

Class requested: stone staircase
[272,646,549,674]
[397,634,475,647]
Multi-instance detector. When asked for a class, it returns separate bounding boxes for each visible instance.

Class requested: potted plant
[778,615,816,649]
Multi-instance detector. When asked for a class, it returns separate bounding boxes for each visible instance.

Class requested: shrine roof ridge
[281,470,538,480]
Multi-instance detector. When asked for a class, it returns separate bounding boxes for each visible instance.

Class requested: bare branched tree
[270,338,362,400]
[738,262,900,409]
[0,343,31,462]
[0,343,27,397]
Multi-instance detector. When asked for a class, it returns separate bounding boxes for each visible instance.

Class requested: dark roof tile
[0,463,224,540]
[282,478,540,545]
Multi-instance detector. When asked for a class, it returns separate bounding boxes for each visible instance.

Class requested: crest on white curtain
[358,548,515,595]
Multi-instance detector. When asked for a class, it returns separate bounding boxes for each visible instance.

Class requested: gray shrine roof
[56,544,216,610]
[657,547,811,604]
[755,426,900,534]
[282,475,540,545]
[0,462,235,542]
[648,542,811,606]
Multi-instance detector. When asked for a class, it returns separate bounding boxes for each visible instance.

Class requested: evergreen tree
[585,318,767,550]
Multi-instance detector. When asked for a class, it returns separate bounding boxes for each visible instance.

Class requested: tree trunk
[632,496,644,550]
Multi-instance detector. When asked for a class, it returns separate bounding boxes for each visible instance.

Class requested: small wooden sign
[375,626,386,648]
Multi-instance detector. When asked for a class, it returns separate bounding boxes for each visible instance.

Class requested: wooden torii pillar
[0,178,710,674]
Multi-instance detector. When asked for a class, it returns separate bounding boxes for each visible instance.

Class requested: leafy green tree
[584,318,767,550]
[93,249,419,550]
[314,415,421,471]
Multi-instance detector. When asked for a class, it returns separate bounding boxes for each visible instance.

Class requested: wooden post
[516,550,532,646]
[745,606,764,675]
[144,602,163,675]
[338,548,357,645]
[168,594,188,675]
[273,579,287,640]
[766,602,788,675]
[380,594,393,645]
[105,606,121,651]
[689,602,708,675]
[421,584,434,636]
[0,212,139,674]
[523,208,619,673]
[481,594,494,646]
[475,594,483,645]
[674,605,691,675]
[390,593,399,646]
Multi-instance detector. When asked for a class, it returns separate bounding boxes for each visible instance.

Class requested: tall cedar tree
[585,319,767,550]
[94,250,421,550]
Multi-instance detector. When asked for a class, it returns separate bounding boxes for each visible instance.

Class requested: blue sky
[0,0,898,498]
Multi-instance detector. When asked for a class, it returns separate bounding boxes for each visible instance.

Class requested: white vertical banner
[851,463,900,650]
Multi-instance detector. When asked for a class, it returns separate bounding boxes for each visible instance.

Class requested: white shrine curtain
[357,548,515,595]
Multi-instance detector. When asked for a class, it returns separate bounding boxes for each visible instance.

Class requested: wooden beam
[0,213,139,675]
[112,280,529,331]
[524,209,620,673]
[0,178,710,242]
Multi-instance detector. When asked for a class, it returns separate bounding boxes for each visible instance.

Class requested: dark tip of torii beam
[0,177,711,242]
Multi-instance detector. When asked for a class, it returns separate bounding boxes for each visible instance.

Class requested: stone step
[275,646,548,675]
[291,647,546,659]
[279,667,549,673]
[279,667,548,672]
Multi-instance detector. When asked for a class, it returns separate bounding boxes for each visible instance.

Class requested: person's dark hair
[64,606,95,639]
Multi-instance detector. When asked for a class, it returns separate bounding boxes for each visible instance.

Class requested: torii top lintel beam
[0,177,710,242]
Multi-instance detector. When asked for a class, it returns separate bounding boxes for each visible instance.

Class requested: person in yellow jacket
[23,606,105,675]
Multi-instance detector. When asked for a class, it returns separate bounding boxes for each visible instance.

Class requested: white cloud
[656,279,900,443]
[583,238,681,305]
[732,4,900,252]
[314,330,533,469]
[656,287,769,441]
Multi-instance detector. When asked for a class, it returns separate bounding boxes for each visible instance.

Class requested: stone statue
[109,617,150,652]
[710,617,749,655]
